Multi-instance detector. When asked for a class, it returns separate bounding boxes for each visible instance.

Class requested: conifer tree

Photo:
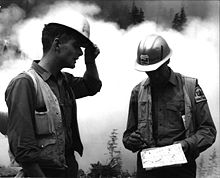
[171,7,187,32]
[180,7,187,25]
[172,13,181,31]
[130,1,139,25]
[137,8,145,23]
[130,1,145,25]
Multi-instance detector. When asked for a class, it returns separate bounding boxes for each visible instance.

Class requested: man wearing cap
[122,34,216,178]
[5,15,102,177]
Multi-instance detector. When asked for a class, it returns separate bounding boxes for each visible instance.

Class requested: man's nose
[78,48,83,57]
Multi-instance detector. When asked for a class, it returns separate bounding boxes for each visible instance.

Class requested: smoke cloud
[0,0,219,173]
[0,4,25,36]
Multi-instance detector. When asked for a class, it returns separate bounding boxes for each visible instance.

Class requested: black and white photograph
[0,0,219,177]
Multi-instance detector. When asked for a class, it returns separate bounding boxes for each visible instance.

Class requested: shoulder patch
[195,86,207,103]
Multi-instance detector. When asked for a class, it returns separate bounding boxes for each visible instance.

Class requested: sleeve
[5,74,41,164]
[122,87,139,152]
[64,72,102,99]
[0,112,7,135]
[184,83,217,160]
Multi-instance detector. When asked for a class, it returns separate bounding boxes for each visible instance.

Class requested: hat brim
[135,50,172,72]
[71,28,93,48]
[50,23,93,48]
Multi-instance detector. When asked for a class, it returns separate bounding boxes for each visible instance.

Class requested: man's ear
[53,38,61,52]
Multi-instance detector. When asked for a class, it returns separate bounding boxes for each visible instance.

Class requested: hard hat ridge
[135,34,172,72]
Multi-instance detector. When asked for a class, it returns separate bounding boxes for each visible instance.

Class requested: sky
[0,0,219,173]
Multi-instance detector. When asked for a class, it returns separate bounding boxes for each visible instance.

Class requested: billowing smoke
[0,4,26,66]
[0,0,219,173]
[0,4,25,36]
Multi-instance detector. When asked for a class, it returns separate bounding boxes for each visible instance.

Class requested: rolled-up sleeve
[5,74,40,163]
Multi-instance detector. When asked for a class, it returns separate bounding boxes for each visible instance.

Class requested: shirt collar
[31,60,52,81]
[143,67,177,87]
[169,68,177,86]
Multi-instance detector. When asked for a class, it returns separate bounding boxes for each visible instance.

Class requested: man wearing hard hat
[5,14,102,177]
[123,34,216,178]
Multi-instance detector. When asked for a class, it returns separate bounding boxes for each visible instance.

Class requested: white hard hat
[45,12,93,47]
[135,34,172,72]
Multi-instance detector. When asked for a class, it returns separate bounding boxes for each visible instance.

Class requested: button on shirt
[151,70,186,146]
[123,68,216,178]
[123,68,216,156]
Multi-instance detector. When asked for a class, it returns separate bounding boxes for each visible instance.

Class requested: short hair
[41,23,78,54]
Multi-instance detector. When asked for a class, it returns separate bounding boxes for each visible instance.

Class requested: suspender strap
[181,75,197,137]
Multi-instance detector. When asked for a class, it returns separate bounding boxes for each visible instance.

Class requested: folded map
[140,143,187,170]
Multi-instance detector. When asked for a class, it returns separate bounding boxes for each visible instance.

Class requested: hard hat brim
[71,28,93,48]
[51,23,93,48]
[135,50,172,72]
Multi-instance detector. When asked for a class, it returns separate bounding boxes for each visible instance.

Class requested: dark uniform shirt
[5,61,102,165]
[123,68,216,178]
[151,69,186,146]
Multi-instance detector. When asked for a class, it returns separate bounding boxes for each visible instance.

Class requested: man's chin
[63,65,75,70]
[68,63,76,69]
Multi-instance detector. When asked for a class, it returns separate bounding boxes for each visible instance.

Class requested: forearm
[179,97,216,159]
[84,43,100,79]
[84,62,100,80]
[21,162,46,177]
[81,62,101,96]
[184,126,216,159]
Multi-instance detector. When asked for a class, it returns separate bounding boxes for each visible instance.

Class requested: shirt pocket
[37,136,58,165]
[37,137,56,148]
[166,102,184,129]
[35,111,53,135]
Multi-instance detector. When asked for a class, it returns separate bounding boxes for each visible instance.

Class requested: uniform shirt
[151,69,186,146]
[123,68,216,159]
[5,60,102,164]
